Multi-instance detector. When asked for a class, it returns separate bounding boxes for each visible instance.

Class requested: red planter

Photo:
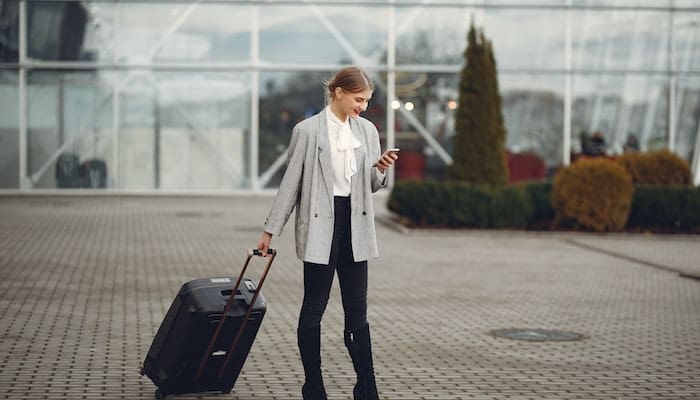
[396,151,426,180]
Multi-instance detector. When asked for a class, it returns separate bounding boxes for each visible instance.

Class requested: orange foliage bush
[552,159,634,232]
[616,150,691,185]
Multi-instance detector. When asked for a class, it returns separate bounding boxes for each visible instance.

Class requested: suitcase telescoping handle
[194,248,277,380]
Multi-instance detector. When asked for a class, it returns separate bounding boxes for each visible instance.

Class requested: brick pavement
[0,195,698,399]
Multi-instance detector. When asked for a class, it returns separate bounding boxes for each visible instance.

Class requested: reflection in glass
[674,14,700,72]
[259,5,386,64]
[115,3,250,63]
[394,72,457,180]
[119,71,251,190]
[259,70,386,188]
[4,1,699,192]
[572,74,669,157]
[395,7,565,69]
[26,1,108,62]
[0,0,19,62]
[27,70,114,189]
[572,9,670,71]
[259,70,327,188]
[394,72,564,181]
[0,70,18,188]
[501,74,564,170]
[675,76,700,163]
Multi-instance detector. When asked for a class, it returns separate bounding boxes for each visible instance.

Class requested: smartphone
[373,148,400,167]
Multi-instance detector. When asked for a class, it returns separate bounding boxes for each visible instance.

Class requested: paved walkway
[0,194,698,399]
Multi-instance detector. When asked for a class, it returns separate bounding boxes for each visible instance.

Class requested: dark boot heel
[298,326,328,400]
[344,323,379,400]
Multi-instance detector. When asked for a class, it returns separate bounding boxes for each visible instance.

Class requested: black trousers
[298,196,368,332]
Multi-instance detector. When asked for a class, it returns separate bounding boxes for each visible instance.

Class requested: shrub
[444,182,493,228]
[449,22,508,185]
[387,179,438,225]
[522,181,554,228]
[617,150,692,185]
[627,185,700,231]
[491,185,533,228]
[387,180,492,228]
[551,159,634,232]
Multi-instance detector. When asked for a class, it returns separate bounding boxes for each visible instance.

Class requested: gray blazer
[264,110,387,264]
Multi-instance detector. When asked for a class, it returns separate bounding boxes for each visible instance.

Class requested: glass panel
[674,13,700,72]
[259,5,387,65]
[676,1,700,7]
[27,70,115,189]
[115,3,250,63]
[572,73,669,158]
[393,72,563,181]
[394,72,457,181]
[119,70,251,190]
[258,70,387,188]
[26,1,106,61]
[0,0,19,63]
[501,73,564,171]
[395,7,565,69]
[572,0,672,6]
[675,75,700,163]
[572,9,670,72]
[0,70,18,188]
[432,0,565,3]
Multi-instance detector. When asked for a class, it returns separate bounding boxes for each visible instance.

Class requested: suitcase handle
[251,248,275,257]
[194,248,277,380]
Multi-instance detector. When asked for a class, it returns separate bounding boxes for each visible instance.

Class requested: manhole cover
[490,328,585,342]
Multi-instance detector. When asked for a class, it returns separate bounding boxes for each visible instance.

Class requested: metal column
[387,2,396,186]
[563,0,573,165]
[18,0,28,189]
[668,8,676,152]
[250,5,260,191]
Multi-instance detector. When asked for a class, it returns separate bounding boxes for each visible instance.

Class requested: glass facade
[0,0,698,190]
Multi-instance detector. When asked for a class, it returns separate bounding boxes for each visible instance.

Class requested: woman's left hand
[374,150,398,173]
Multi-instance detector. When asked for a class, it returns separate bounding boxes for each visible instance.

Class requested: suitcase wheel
[155,388,167,400]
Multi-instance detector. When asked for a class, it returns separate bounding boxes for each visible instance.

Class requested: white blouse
[326,106,361,196]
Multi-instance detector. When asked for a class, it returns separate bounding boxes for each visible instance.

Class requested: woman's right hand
[257,231,273,257]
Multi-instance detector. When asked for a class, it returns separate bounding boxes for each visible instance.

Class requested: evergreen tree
[449,21,509,185]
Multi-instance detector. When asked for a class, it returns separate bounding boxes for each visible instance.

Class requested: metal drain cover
[490,328,585,342]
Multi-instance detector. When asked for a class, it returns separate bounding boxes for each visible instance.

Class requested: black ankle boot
[298,326,328,400]
[344,323,379,400]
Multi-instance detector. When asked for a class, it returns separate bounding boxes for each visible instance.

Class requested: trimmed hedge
[388,180,536,229]
[387,179,700,232]
[388,179,491,227]
[491,185,533,228]
[627,185,700,231]
[522,181,554,228]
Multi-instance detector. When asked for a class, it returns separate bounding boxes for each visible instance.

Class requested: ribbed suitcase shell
[142,277,266,397]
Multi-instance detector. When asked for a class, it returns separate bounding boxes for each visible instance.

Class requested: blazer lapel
[349,118,366,189]
[317,111,334,202]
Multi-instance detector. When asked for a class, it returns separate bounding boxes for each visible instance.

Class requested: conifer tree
[449,21,509,185]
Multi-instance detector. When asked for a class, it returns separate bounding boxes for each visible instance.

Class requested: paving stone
[0,195,698,399]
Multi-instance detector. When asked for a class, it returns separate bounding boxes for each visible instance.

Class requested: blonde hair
[325,66,374,102]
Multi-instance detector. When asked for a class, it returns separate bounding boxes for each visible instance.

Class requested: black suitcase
[55,153,81,188]
[141,249,277,399]
[80,158,107,188]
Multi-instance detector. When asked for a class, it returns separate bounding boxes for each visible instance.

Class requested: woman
[257,66,397,400]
